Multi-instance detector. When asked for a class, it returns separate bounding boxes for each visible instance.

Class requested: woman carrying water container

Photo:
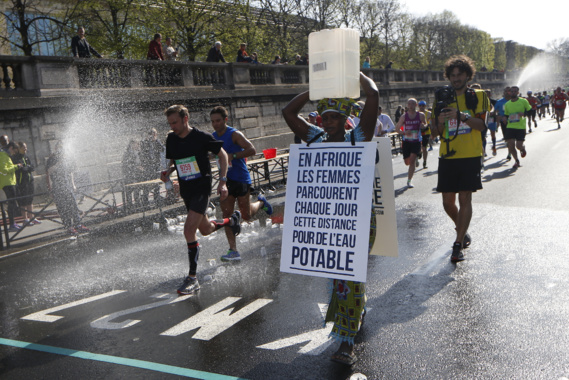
[282,72,378,366]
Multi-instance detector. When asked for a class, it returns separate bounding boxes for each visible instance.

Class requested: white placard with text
[280,142,376,282]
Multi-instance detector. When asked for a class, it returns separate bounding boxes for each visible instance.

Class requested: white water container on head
[309,28,360,101]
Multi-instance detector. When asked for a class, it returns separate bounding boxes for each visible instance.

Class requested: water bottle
[162,169,173,190]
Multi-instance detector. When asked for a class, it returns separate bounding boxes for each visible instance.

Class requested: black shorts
[17,182,34,206]
[402,141,422,159]
[527,109,536,118]
[227,178,251,198]
[436,157,482,193]
[421,136,430,147]
[504,128,526,141]
[180,178,212,214]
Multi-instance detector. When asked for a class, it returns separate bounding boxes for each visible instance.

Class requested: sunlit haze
[402,0,567,51]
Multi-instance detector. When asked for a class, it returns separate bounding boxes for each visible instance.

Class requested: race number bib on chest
[405,130,419,141]
[508,114,520,123]
[447,119,472,135]
[175,156,201,181]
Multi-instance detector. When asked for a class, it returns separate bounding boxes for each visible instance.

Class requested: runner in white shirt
[375,106,396,136]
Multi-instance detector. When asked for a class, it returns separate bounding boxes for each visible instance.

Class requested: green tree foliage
[71,0,148,59]
[1,0,77,56]
[5,0,564,72]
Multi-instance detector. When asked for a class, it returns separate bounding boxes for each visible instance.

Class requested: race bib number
[488,116,495,123]
[447,119,471,135]
[556,99,564,105]
[405,130,419,141]
[175,156,201,181]
[508,114,520,123]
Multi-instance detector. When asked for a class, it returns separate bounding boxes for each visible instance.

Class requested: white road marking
[411,241,453,276]
[21,290,127,322]
[91,293,191,330]
[257,303,335,355]
[257,323,334,355]
[160,297,273,340]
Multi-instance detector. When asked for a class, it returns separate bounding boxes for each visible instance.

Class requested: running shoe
[450,242,464,263]
[229,210,241,236]
[407,180,414,188]
[423,161,427,169]
[177,276,200,295]
[492,147,497,156]
[8,224,21,232]
[463,233,471,248]
[520,148,527,158]
[31,219,42,225]
[528,129,532,133]
[513,161,521,168]
[257,194,273,215]
[506,154,512,161]
[221,249,241,262]
[415,158,419,167]
[428,146,433,151]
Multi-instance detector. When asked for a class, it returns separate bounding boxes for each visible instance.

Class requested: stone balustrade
[0,55,506,97]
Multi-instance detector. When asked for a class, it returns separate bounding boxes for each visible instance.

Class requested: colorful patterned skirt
[325,279,366,344]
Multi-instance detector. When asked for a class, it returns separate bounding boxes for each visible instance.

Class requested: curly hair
[444,55,476,82]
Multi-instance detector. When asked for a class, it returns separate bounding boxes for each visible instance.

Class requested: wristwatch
[461,112,471,122]
[220,176,227,182]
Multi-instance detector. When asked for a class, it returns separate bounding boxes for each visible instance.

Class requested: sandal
[331,351,357,366]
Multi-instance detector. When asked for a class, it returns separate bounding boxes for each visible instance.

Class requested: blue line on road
[0,338,246,380]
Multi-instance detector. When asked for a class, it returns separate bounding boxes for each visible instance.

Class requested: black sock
[187,241,200,276]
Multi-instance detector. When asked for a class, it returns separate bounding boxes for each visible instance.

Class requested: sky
[401,0,567,51]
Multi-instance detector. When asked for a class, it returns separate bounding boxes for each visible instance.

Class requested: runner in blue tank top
[210,106,273,261]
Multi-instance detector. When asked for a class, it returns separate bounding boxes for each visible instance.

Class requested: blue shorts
[487,122,498,132]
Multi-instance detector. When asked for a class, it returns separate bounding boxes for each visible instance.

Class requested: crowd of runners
[393,84,569,185]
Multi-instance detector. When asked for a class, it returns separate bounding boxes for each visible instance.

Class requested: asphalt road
[1,115,569,380]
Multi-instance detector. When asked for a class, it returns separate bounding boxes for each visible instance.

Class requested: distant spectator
[13,142,39,225]
[71,27,102,58]
[363,56,371,69]
[394,105,403,122]
[147,33,164,60]
[251,52,259,64]
[141,128,165,206]
[294,54,302,65]
[271,55,281,65]
[0,135,9,152]
[300,54,308,65]
[122,140,145,210]
[46,141,89,234]
[206,41,226,63]
[385,61,393,69]
[237,43,252,63]
[1,142,22,231]
[163,37,178,61]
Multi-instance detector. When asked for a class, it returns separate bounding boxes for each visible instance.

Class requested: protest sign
[369,137,399,257]
[280,142,376,282]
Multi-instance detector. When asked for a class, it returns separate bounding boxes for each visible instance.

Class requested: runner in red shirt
[552,87,569,129]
